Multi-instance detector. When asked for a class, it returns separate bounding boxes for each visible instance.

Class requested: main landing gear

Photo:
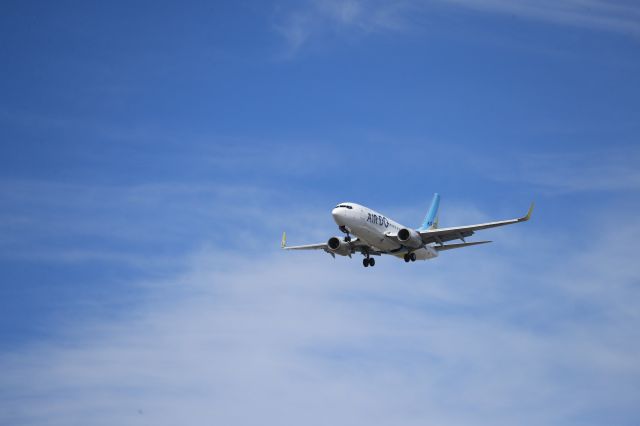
[363,257,375,267]
[404,252,417,263]
[363,249,375,267]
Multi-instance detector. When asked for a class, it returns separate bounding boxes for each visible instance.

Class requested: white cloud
[2,209,639,425]
[482,150,640,194]
[273,0,416,55]
[442,0,640,35]
[274,0,640,53]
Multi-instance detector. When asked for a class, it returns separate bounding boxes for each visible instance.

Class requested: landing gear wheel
[363,258,369,267]
[345,236,351,242]
[369,258,375,267]
[410,253,416,262]
[404,254,411,263]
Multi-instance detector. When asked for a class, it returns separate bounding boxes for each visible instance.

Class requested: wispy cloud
[482,150,640,194]
[274,0,640,53]
[274,0,416,55]
[443,0,640,36]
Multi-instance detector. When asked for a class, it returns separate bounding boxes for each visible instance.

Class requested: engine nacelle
[327,236,351,256]
[397,228,423,249]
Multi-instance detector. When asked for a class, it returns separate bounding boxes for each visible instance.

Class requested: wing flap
[434,240,491,251]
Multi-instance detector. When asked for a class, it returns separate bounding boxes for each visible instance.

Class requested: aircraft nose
[332,207,346,223]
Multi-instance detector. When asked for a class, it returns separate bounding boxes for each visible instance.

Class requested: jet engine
[327,237,351,256]
[397,228,423,249]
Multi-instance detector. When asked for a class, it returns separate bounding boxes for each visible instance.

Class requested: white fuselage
[331,203,438,260]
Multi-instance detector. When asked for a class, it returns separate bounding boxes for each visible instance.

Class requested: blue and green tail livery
[418,193,440,231]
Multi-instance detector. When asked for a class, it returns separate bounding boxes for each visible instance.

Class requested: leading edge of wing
[419,202,534,240]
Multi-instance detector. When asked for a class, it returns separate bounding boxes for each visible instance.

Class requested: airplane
[281,194,533,267]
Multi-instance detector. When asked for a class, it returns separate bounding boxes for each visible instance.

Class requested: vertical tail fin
[418,193,440,231]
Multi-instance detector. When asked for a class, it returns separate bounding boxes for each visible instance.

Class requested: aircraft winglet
[281,231,287,249]
[520,202,535,222]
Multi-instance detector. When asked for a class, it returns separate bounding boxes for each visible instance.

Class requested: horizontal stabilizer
[435,241,491,251]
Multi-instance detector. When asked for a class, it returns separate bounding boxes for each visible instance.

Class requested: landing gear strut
[339,225,351,242]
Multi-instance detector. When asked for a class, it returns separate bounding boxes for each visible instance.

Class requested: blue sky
[1,1,639,424]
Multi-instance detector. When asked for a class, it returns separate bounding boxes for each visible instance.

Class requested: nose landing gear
[339,225,352,242]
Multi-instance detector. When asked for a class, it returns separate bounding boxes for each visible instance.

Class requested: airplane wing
[281,232,383,256]
[281,232,327,250]
[420,203,534,245]
[282,243,327,250]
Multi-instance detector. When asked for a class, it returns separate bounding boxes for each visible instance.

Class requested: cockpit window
[335,204,353,209]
